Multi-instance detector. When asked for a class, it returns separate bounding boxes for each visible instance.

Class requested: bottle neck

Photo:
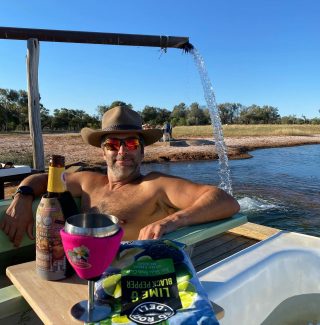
[47,166,66,195]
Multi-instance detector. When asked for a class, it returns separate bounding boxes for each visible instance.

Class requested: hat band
[102,124,142,131]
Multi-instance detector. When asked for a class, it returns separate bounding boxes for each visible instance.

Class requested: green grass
[173,124,320,138]
[1,152,34,166]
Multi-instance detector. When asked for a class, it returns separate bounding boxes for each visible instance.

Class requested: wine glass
[60,213,123,322]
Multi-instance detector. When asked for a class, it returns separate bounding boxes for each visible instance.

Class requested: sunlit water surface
[141,144,320,237]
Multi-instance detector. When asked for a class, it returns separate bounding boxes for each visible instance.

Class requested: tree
[261,105,281,124]
[141,106,170,126]
[96,101,133,119]
[281,115,298,124]
[141,106,158,125]
[0,88,20,130]
[16,90,29,130]
[239,105,280,124]
[218,103,242,124]
[51,108,99,131]
[0,105,8,131]
[170,102,187,126]
[186,102,209,125]
[311,117,320,125]
[40,106,52,129]
[158,108,171,126]
[0,88,49,131]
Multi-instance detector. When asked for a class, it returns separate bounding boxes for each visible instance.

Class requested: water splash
[191,47,233,195]
[238,197,279,212]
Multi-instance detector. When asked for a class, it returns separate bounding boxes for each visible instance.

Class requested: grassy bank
[1,152,33,166]
[173,124,320,138]
[2,125,320,139]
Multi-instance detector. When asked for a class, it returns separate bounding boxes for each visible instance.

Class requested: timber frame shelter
[0,26,192,171]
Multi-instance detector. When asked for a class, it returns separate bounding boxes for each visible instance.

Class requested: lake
[141,144,320,237]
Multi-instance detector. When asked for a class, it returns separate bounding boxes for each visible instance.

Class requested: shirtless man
[1,106,240,247]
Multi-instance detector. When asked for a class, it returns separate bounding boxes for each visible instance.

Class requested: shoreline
[1,134,320,166]
[2,134,320,198]
[143,135,320,163]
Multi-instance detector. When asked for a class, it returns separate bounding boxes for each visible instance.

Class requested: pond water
[141,144,320,237]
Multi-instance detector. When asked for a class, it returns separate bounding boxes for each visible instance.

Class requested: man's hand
[0,195,34,247]
[138,217,176,240]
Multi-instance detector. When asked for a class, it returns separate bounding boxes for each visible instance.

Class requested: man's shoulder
[67,170,106,182]
[142,171,180,182]
[143,171,167,179]
[68,170,105,176]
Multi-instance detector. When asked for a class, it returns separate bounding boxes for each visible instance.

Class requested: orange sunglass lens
[105,138,140,151]
[104,140,120,151]
[125,138,140,150]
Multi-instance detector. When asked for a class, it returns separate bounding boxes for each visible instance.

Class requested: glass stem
[88,280,95,311]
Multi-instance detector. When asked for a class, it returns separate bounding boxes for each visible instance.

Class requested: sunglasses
[103,138,140,151]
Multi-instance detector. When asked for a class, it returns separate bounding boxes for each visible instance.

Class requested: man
[1,106,240,247]
[162,121,172,142]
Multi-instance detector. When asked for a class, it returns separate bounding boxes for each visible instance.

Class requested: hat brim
[81,127,163,148]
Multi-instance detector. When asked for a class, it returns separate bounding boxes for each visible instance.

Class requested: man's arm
[0,171,83,247]
[0,173,48,247]
[138,173,240,240]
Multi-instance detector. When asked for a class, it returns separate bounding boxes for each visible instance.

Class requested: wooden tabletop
[7,261,225,324]
[6,261,87,324]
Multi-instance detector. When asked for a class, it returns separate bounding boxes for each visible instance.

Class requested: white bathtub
[198,231,320,325]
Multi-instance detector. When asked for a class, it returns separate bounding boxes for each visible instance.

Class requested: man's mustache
[116,155,131,161]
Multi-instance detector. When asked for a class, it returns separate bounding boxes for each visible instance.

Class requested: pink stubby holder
[60,228,123,280]
[60,213,123,322]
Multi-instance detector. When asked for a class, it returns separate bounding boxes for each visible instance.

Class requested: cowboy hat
[81,106,163,148]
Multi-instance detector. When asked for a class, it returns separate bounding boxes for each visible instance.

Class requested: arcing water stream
[190,47,233,196]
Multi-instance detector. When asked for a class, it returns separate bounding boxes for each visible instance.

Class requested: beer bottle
[46,155,66,198]
[36,155,69,280]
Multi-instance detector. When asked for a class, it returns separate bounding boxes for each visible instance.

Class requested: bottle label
[36,197,66,280]
[47,166,66,193]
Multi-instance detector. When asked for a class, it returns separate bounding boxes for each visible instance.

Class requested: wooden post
[26,38,45,171]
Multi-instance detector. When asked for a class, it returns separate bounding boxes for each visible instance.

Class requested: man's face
[102,133,144,180]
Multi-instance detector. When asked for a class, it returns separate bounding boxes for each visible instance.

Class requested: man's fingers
[0,218,4,230]
[152,231,161,239]
[27,223,35,240]
[138,225,163,240]
[8,226,17,242]
[138,228,151,240]
[2,220,10,235]
[13,229,24,247]
[1,202,34,245]
[151,226,162,239]
[0,215,10,233]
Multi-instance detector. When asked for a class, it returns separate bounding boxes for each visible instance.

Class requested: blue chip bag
[91,240,219,325]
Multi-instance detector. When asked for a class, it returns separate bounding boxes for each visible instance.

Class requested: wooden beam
[228,222,280,241]
[26,39,45,171]
[0,26,192,50]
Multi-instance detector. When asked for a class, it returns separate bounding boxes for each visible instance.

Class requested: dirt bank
[2,133,320,166]
[2,133,320,198]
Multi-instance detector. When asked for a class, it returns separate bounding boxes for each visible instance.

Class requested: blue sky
[1,0,320,118]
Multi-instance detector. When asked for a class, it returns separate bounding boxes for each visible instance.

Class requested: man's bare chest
[102,191,151,215]
[86,186,157,220]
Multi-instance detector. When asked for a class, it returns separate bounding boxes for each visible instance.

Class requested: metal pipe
[0,26,193,50]
[88,280,95,312]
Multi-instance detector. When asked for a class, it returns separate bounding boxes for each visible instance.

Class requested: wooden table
[7,261,224,324]
[6,261,87,324]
